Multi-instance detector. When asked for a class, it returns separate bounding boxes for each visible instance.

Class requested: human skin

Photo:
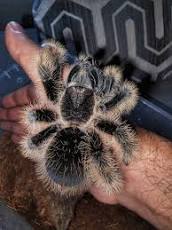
[0,22,172,229]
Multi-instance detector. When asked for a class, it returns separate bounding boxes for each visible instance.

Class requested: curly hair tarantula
[20,40,139,230]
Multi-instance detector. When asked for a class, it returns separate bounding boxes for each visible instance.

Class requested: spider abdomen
[45,128,87,187]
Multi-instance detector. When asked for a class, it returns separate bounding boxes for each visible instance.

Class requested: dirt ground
[70,193,155,230]
[0,135,155,230]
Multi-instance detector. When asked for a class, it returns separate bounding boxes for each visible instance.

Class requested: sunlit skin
[0,22,172,229]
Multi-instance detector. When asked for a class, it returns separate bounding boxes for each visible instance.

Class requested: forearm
[119,128,172,229]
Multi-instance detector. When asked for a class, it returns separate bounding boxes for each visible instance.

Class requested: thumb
[89,186,118,205]
[5,21,40,83]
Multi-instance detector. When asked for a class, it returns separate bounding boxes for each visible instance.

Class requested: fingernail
[7,21,24,34]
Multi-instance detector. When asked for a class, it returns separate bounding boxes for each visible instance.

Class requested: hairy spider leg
[26,108,58,123]
[20,124,59,161]
[38,40,67,103]
[104,81,138,117]
[96,119,136,165]
[97,65,138,118]
[85,131,123,194]
[20,103,59,135]
[49,192,79,230]
[29,125,58,148]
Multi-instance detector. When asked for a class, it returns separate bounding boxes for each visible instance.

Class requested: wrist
[118,128,172,229]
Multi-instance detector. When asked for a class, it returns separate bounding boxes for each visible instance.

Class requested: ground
[0,135,155,230]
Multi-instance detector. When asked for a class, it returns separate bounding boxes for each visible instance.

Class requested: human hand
[0,22,70,143]
[0,22,39,142]
[1,22,172,230]
[1,22,121,205]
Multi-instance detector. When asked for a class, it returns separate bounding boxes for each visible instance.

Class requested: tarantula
[20,40,138,230]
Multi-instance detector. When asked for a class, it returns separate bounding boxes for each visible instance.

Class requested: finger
[89,186,118,205]
[0,107,22,121]
[0,121,25,135]
[5,22,40,83]
[11,134,22,144]
[1,84,36,108]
